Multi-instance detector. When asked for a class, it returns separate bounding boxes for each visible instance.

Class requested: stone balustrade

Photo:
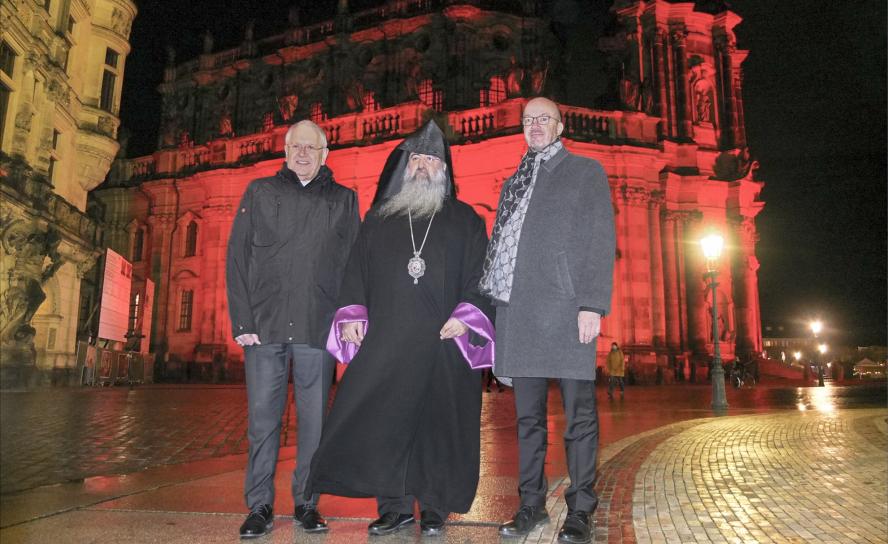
[107,101,655,185]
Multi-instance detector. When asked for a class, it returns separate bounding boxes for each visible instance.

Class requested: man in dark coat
[306,120,494,537]
[226,120,360,539]
[481,98,616,544]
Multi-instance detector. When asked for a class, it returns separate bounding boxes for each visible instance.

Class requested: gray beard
[378,167,447,219]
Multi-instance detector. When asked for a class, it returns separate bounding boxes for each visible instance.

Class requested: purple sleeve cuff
[450,302,495,370]
[326,304,368,364]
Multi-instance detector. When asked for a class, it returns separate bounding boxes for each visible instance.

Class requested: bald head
[285,120,329,182]
[522,97,563,152]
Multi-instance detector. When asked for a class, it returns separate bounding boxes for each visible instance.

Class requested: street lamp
[810,320,825,386]
[700,233,728,410]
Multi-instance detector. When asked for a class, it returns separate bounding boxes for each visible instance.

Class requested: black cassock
[306,199,492,513]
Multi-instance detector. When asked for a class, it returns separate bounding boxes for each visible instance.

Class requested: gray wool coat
[492,146,616,381]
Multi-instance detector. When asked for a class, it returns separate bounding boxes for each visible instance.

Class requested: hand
[578,311,601,344]
[341,322,365,346]
[235,333,261,347]
[440,317,468,340]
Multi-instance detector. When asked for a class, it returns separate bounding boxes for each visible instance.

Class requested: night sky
[119,0,887,346]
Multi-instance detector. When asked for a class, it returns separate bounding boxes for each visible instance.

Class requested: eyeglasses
[522,114,559,126]
[287,143,326,154]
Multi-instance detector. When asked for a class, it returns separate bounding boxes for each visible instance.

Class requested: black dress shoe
[499,505,549,537]
[239,504,273,539]
[420,510,446,536]
[294,503,329,533]
[368,511,415,535]
[558,510,592,544]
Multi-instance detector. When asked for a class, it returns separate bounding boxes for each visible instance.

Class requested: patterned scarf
[480,140,563,303]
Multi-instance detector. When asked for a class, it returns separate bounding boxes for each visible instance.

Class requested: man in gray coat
[226,120,360,539]
[480,97,615,544]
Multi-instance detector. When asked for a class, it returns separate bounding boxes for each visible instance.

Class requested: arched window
[184,221,198,257]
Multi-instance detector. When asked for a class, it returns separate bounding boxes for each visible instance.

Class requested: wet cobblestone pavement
[1,381,885,543]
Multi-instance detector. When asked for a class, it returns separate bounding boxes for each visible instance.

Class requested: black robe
[307,199,492,513]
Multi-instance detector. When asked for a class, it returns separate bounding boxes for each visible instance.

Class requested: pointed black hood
[371,120,457,206]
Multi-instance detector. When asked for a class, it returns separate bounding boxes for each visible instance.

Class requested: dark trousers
[512,377,599,513]
[607,376,625,396]
[377,495,447,520]
[244,343,334,510]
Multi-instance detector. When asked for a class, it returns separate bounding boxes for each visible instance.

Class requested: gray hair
[285,120,327,148]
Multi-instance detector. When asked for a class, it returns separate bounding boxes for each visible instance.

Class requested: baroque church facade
[95,0,763,381]
[1,0,137,385]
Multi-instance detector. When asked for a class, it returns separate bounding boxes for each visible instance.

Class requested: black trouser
[377,495,447,520]
[607,376,625,396]
[512,377,599,513]
[243,343,334,510]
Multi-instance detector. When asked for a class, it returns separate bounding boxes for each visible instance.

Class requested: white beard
[378,167,447,219]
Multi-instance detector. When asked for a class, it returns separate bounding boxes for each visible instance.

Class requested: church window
[178,290,193,332]
[132,229,144,262]
[480,76,505,107]
[419,79,442,112]
[362,91,378,111]
[310,102,325,123]
[184,221,198,257]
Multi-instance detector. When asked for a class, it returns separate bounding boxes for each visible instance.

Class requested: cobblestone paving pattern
[631,409,888,544]
[0,387,256,493]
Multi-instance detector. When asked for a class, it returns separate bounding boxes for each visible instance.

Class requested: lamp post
[810,320,825,386]
[700,233,728,410]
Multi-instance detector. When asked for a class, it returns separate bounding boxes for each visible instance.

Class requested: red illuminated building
[91,0,764,382]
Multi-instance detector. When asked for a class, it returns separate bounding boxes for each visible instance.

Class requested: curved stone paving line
[624,409,888,544]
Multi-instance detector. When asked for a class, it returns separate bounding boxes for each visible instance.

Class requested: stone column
[622,186,653,347]
[681,213,708,355]
[146,213,175,355]
[671,27,693,140]
[652,29,672,137]
[199,204,232,346]
[730,216,762,355]
[648,192,666,347]
[660,210,684,352]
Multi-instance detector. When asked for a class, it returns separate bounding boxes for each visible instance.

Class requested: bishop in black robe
[306,121,494,535]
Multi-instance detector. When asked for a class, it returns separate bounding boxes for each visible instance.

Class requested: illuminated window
[362,91,378,111]
[310,102,325,123]
[184,221,198,257]
[178,290,193,332]
[128,292,140,336]
[489,76,505,104]
[418,79,443,112]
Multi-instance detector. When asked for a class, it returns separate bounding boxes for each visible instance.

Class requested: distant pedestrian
[606,342,625,399]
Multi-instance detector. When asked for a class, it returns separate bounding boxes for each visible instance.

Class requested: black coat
[226,164,359,346]
[306,199,492,513]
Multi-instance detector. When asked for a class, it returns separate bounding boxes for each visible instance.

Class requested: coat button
[288,337,293,341]
[289,322,294,326]
[241,208,246,213]
[238,325,243,330]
